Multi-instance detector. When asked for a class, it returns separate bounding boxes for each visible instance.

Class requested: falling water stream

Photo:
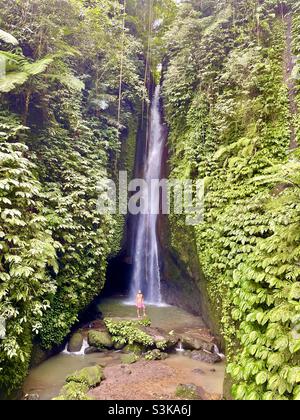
[21,88,226,401]
[129,85,166,304]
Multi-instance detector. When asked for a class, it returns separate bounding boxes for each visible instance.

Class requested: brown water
[23,299,224,400]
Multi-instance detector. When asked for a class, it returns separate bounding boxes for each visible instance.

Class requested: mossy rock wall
[160,213,223,347]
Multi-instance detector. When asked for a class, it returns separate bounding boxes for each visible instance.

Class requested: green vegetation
[66,365,104,387]
[88,330,114,349]
[1,0,300,401]
[120,352,140,364]
[53,381,93,400]
[53,365,104,399]
[0,0,148,397]
[104,318,153,346]
[163,0,300,401]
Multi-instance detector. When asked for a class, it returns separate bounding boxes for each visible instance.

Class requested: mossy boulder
[113,341,126,350]
[88,330,113,349]
[53,381,93,400]
[123,343,145,355]
[175,384,201,400]
[66,365,104,387]
[139,326,179,351]
[120,353,140,364]
[144,349,168,361]
[67,332,83,353]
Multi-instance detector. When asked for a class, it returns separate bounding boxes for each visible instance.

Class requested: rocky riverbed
[23,299,225,400]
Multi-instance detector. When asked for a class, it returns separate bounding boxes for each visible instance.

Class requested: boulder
[66,365,104,387]
[88,330,113,349]
[139,326,179,351]
[192,368,206,375]
[84,346,105,355]
[180,330,215,352]
[191,350,222,364]
[175,384,202,400]
[114,341,126,350]
[53,381,92,401]
[67,332,83,353]
[175,383,222,401]
[144,349,168,361]
[123,343,145,355]
[120,353,140,364]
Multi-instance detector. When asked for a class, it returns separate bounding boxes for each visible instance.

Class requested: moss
[67,332,83,353]
[123,343,145,355]
[120,353,140,364]
[175,384,200,400]
[53,381,93,401]
[66,365,104,387]
[144,349,168,361]
[88,330,113,349]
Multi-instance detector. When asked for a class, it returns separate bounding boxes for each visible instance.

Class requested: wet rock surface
[88,330,114,349]
[179,328,216,352]
[88,359,224,401]
[67,332,84,353]
[190,350,222,364]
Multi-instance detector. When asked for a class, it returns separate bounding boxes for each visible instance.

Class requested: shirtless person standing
[136,290,146,318]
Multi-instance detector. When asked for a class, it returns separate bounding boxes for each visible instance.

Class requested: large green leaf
[0,29,18,46]
[23,57,54,76]
[0,72,28,93]
[0,56,54,92]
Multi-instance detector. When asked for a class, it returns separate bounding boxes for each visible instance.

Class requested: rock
[183,350,192,358]
[114,342,126,350]
[140,326,179,351]
[53,381,93,401]
[120,353,140,364]
[144,349,169,361]
[180,330,215,352]
[88,330,113,349]
[123,343,145,355]
[66,365,104,387]
[84,346,105,355]
[175,383,220,400]
[191,350,222,364]
[67,332,83,353]
[23,393,40,400]
[175,384,202,400]
[192,368,206,375]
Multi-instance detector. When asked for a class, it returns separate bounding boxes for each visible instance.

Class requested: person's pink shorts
[137,304,145,309]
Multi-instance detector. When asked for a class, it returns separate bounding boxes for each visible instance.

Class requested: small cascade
[176,341,184,353]
[62,338,89,356]
[213,344,225,360]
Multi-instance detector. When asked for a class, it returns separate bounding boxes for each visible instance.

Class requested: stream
[22,299,225,400]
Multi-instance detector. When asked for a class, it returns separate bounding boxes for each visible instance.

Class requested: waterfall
[129,85,165,304]
[62,338,89,356]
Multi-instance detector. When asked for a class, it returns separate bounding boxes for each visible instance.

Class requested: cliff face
[162,0,300,400]
[0,0,145,398]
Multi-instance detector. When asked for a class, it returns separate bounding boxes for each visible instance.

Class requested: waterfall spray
[129,86,165,304]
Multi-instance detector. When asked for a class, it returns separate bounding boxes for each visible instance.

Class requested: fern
[0,29,18,45]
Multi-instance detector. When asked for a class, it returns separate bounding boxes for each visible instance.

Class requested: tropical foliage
[163,0,300,400]
[0,0,146,396]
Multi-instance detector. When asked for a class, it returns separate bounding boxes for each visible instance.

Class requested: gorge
[0,0,300,402]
